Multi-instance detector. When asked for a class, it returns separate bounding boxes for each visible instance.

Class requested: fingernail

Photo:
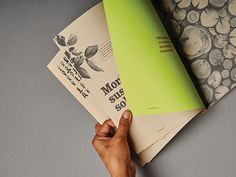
[123,110,130,119]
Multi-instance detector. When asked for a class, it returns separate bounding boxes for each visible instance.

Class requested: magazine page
[53,3,124,125]
[103,0,205,116]
[153,0,236,106]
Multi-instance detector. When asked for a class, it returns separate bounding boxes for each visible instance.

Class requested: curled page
[103,0,205,116]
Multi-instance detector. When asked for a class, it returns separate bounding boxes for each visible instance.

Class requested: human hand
[92,110,136,177]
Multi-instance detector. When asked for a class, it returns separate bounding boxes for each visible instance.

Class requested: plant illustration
[55,34,104,79]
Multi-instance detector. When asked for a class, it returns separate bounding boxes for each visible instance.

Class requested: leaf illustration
[72,51,83,56]
[74,65,91,79]
[74,56,84,66]
[84,45,98,58]
[86,59,103,72]
[64,51,71,59]
[56,35,66,46]
[69,47,75,52]
[70,57,75,63]
[67,34,77,46]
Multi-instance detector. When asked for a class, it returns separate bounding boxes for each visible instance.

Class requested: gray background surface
[0,0,235,177]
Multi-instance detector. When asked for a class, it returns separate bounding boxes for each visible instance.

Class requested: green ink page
[103,0,205,116]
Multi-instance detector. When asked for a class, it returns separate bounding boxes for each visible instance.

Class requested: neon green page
[103,0,205,116]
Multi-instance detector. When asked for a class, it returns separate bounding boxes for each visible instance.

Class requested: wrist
[110,168,130,177]
[110,163,134,177]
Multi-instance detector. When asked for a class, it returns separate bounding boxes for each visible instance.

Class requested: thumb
[114,110,132,139]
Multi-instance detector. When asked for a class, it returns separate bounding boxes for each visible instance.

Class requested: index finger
[96,119,115,137]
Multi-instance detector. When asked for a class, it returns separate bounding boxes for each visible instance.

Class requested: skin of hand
[92,110,136,177]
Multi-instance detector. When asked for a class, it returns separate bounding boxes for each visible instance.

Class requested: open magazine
[47,0,236,165]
